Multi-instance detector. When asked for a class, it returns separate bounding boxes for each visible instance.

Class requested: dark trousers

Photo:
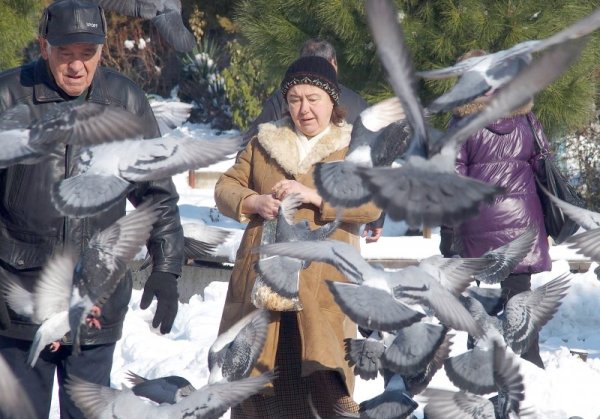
[0,336,115,419]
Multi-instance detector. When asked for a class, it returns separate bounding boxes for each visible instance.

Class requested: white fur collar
[257,117,352,176]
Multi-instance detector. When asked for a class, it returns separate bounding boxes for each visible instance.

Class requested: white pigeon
[1,252,75,367]
[66,371,275,419]
[95,0,196,52]
[0,354,37,419]
[51,131,241,217]
[358,0,591,228]
[208,309,271,384]
[0,101,144,168]
[417,8,600,113]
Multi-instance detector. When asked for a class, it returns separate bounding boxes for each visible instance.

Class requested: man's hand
[140,272,179,334]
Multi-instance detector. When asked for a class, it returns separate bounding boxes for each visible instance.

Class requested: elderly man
[0,1,184,418]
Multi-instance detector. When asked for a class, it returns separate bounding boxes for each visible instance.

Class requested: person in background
[440,49,551,369]
[0,1,184,417]
[215,56,381,417]
[244,37,385,242]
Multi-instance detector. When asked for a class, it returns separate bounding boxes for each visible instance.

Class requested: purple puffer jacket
[454,112,552,274]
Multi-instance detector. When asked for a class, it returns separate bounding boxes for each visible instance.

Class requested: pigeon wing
[151,10,196,53]
[0,355,37,419]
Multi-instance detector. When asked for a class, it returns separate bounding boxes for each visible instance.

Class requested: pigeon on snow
[417,8,600,113]
[313,97,410,208]
[51,130,241,217]
[0,354,37,419]
[68,203,161,354]
[124,370,196,404]
[66,371,275,419]
[259,239,487,336]
[208,309,271,384]
[0,101,144,168]
[360,0,591,227]
[95,0,196,52]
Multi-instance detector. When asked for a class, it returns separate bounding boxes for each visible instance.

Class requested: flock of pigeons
[1,0,600,417]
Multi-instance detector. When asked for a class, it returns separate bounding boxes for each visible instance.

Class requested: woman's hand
[271,180,323,208]
[243,194,281,220]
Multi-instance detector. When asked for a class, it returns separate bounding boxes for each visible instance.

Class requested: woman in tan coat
[214,56,381,417]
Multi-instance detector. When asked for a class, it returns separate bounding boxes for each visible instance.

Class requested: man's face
[39,38,102,97]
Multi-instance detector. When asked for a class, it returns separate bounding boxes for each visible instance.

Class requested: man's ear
[330,58,338,73]
[39,37,49,60]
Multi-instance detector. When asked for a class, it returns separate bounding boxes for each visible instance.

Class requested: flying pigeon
[254,193,340,300]
[461,273,571,357]
[65,371,275,419]
[428,339,528,418]
[313,97,410,208]
[69,203,161,353]
[150,100,193,134]
[0,354,37,419]
[124,371,196,404]
[417,8,600,112]
[403,332,453,396]
[360,0,590,228]
[208,309,270,384]
[0,101,144,168]
[1,252,75,367]
[95,0,196,52]
[51,131,241,217]
[537,185,600,262]
[259,239,488,336]
[139,220,234,270]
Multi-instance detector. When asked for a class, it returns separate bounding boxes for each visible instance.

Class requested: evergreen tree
[234,0,600,138]
[0,0,44,70]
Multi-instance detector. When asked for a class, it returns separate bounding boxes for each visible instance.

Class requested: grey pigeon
[139,221,234,270]
[95,0,196,52]
[473,228,537,284]
[124,371,196,404]
[403,332,453,396]
[51,131,241,217]
[360,0,590,228]
[313,97,410,207]
[358,373,418,419]
[0,354,37,419]
[461,273,570,357]
[65,371,275,419]
[254,193,340,299]
[537,185,600,262]
[208,309,270,384]
[427,340,527,418]
[69,203,161,354]
[0,101,144,168]
[150,100,193,134]
[259,239,487,336]
[344,330,386,380]
[417,8,600,113]
[1,253,74,366]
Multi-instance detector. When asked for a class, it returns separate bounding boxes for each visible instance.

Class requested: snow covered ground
[48,116,600,418]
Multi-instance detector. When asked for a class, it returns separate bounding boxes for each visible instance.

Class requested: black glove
[0,291,10,330]
[140,272,179,334]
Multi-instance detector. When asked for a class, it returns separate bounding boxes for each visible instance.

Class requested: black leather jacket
[0,58,184,344]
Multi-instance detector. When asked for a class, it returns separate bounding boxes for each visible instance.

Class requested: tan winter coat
[214,118,381,395]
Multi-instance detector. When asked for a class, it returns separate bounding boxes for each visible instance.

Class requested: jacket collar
[32,58,110,104]
[257,117,352,177]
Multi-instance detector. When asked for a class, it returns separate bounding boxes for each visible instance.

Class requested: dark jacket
[242,84,368,146]
[0,58,184,344]
[453,108,552,274]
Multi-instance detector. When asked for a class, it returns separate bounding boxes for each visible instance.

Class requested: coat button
[16,259,24,266]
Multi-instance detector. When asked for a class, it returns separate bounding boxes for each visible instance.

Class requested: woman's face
[287,84,334,137]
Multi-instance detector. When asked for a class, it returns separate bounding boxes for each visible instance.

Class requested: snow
[48,102,600,418]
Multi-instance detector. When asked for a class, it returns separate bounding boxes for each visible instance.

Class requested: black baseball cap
[39,0,106,46]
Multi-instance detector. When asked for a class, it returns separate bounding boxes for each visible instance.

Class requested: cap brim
[46,33,105,46]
